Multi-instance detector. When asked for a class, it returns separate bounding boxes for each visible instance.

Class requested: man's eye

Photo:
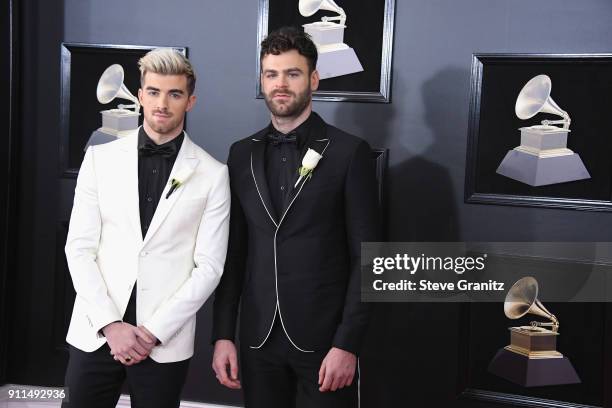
[170,93,182,98]
[147,91,158,96]
[289,73,299,78]
[266,73,277,78]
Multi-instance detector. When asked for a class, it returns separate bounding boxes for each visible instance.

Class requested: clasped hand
[102,322,157,366]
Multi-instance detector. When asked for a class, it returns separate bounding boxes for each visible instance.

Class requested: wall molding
[0,0,20,386]
[461,389,600,408]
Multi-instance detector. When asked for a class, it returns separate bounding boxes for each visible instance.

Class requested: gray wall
[56,0,612,405]
[63,0,612,243]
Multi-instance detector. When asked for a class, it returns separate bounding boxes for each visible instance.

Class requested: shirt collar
[266,112,314,150]
[138,126,185,153]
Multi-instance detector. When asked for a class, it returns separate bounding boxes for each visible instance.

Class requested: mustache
[152,109,171,116]
[271,89,295,97]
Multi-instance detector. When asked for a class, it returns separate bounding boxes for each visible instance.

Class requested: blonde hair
[138,48,196,95]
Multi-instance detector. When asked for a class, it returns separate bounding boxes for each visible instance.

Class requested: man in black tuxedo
[211,26,380,408]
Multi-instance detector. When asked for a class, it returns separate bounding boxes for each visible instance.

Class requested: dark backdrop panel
[6,0,67,386]
[1,0,20,386]
[0,0,9,386]
[8,0,612,407]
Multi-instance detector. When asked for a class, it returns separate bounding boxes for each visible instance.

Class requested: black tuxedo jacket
[212,113,380,354]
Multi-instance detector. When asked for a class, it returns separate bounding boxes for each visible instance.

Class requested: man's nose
[275,74,289,88]
[156,95,169,110]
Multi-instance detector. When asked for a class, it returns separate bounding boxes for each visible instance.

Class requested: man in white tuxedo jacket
[62,48,230,408]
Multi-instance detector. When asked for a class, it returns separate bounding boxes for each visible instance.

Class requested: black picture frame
[255,0,395,103]
[59,43,187,178]
[465,53,612,211]
[456,251,611,407]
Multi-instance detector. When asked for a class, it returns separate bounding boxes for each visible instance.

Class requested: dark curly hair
[260,26,318,73]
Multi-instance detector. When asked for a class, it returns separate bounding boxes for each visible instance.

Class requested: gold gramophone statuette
[504,276,562,359]
[488,276,580,387]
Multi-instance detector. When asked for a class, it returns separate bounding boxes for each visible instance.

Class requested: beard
[263,86,312,118]
[144,110,183,136]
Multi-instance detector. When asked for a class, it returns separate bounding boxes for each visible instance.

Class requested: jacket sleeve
[65,146,123,336]
[144,164,231,344]
[211,143,249,343]
[332,140,382,355]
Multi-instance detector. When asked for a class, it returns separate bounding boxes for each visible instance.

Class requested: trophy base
[303,21,346,46]
[316,47,363,80]
[518,126,569,150]
[507,326,560,358]
[101,108,139,130]
[488,348,580,387]
[496,149,590,186]
[504,345,563,359]
[84,127,136,150]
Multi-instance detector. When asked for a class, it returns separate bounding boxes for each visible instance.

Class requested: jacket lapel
[250,130,279,227]
[280,114,331,223]
[142,133,199,247]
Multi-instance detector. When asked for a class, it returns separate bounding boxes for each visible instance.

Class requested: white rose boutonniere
[294,148,323,188]
[166,167,193,199]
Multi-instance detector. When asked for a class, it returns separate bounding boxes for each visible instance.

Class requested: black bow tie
[138,140,178,158]
[267,131,297,147]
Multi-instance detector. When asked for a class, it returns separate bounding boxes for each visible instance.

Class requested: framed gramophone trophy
[299,0,363,79]
[84,64,141,150]
[488,276,580,387]
[496,74,590,186]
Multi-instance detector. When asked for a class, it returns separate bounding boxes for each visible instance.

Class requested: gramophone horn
[299,0,344,17]
[504,276,558,330]
[96,64,139,107]
[515,74,567,121]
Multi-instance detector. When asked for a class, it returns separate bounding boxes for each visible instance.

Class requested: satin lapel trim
[250,137,278,227]
[281,137,331,224]
[142,137,199,247]
[120,134,143,244]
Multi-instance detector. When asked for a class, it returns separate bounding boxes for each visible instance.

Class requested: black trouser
[62,343,189,408]
[240,319,358,408]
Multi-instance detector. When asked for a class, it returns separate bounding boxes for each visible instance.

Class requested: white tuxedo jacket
[65,130,230,363]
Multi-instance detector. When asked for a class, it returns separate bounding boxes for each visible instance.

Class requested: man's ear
[311,69,320,92]
[138,88,143,104]
[186,94,197,112]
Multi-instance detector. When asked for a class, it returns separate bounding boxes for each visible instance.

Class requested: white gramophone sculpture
[84,64,140,150]
[299,0,363,79]
[496,74,590,186]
